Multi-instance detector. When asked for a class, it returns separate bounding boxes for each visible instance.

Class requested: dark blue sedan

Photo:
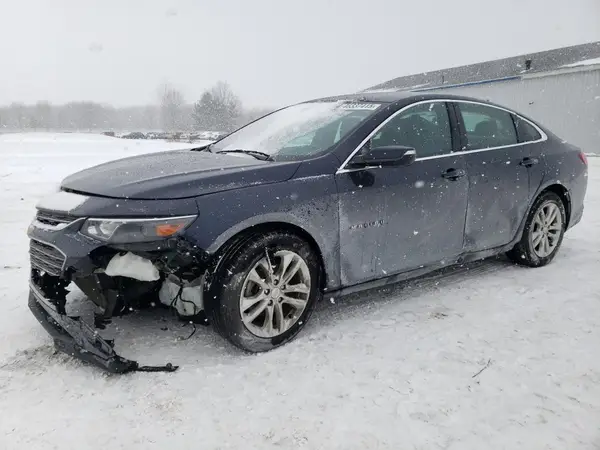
[27,91,588,372]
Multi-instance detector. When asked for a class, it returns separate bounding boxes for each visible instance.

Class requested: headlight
[81,215,197,243]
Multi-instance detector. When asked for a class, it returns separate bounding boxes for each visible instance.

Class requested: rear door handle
[441,168,466,181]
[520,157,539,167]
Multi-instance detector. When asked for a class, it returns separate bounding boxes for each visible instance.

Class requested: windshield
[211,101,382,160]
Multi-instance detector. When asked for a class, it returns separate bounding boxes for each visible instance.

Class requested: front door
[453,101,533,251]
[335,101,469,286]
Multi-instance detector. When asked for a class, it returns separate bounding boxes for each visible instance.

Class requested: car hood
[61,149,301,199]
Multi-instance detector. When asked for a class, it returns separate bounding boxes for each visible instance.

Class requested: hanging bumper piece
[28,281,178,374]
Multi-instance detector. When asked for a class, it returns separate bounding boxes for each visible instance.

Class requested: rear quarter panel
[534,135,588,228]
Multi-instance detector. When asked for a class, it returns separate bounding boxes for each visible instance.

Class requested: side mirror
[349,145,416,168]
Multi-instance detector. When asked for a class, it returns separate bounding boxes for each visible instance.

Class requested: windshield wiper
[216,149,272,161]
[190,143,213,152]
[192,143,213,152]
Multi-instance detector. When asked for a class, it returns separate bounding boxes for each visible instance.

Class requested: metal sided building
[365,42,600,154]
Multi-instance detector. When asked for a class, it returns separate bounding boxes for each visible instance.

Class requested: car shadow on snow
[107,256,516,364]
[13,255,518,373]
[310,255,516,331]
[105,306,239,366]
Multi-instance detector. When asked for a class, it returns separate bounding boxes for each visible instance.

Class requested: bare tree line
[0,82,273,133]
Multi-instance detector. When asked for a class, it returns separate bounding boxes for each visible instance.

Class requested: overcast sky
[1,0,599,108]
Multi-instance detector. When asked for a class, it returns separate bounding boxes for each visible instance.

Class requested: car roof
[307,90,504,106]
[303,90,543,125]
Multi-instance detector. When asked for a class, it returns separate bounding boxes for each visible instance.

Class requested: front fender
[188,176,341,290]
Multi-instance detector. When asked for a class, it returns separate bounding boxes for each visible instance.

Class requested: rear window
[513,115,542,142]
[457,103,518,150]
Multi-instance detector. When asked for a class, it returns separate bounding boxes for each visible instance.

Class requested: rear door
[454,102,534,252]
[335,101,469,286]
[512,114,547,194]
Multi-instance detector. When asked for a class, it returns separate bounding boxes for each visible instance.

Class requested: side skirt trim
[327,243,515,298]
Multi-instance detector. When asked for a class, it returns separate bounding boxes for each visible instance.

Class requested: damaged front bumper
[28,279,178,374]
[26,207,212,373]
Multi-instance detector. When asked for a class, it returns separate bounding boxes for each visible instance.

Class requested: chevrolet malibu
[27,91,588,372]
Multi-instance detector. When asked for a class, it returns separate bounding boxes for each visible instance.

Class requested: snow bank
[0,132,121,143]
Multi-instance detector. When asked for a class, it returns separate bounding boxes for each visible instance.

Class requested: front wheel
[508,191,566,267]
[206,232,322,353]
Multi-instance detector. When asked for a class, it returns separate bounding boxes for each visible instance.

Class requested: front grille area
[30,240,65,276]
[35,210,76,227]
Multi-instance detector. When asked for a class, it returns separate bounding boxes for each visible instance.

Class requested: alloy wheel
[530,201,563,258]
[239,250,311,338]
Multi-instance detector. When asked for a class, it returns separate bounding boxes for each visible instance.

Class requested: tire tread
[206,231,321,352]
[508,191,566,267]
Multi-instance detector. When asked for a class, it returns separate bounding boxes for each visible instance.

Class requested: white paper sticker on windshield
[339,103,380,111]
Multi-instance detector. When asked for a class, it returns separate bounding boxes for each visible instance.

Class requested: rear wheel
[508,191,566,267]
[206,231,321,352]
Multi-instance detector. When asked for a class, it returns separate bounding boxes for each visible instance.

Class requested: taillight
[578,151,588,166]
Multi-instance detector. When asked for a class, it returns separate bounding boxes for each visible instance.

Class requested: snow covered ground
[0,133,599,449]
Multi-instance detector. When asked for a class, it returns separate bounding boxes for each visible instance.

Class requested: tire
[206,231,322,353]
[507,191,566,267]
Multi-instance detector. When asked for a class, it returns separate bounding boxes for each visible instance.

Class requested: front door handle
[520,157,539,167]
[441,168,466,181]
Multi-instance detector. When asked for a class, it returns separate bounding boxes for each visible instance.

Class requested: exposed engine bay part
[105,252,160,281]
[159,274,205,317]
[73,272,161,320]
[98,250,207,320]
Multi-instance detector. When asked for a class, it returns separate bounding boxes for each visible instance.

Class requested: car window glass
[286,114,365,149]
[513,115,542,142]
[212,101,381,161]
[457,103,518,150]
[368,102,452,158]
